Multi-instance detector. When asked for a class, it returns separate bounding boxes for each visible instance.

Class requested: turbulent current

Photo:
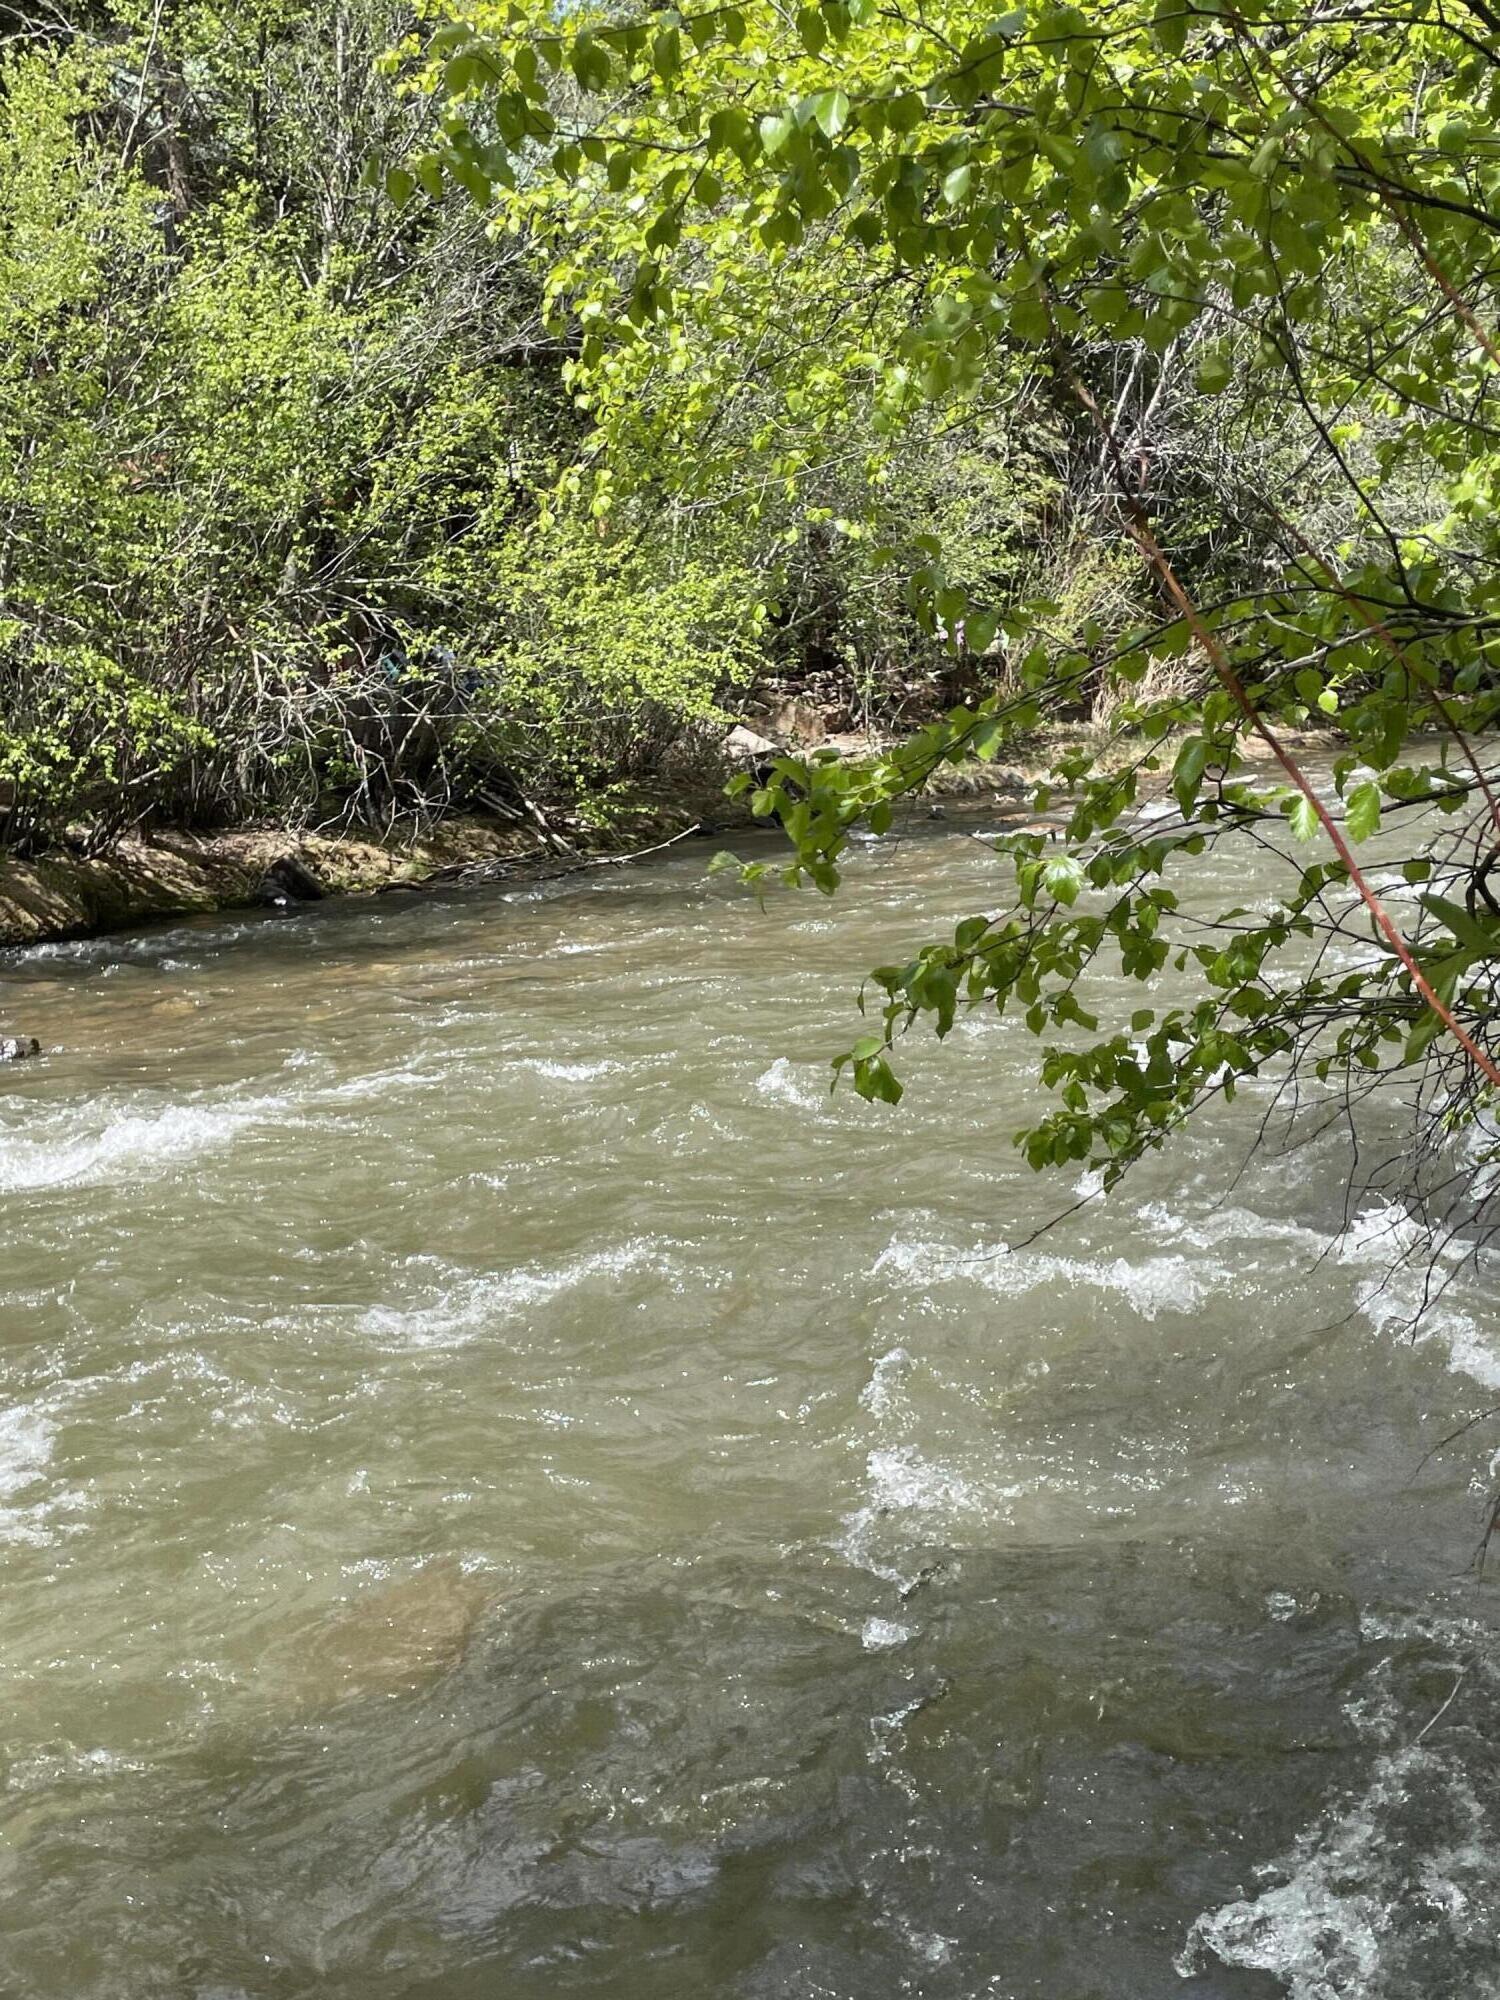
[0,814,1498,1998]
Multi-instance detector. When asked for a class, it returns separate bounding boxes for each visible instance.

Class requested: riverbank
[0,745,1032,952]
[0,805,704,951]
[0,724,1341,952]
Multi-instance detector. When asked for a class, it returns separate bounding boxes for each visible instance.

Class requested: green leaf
[1173,734,1209,812]
[942,163,972,207]
[1345,781,1381,842]
[1043,855,1084,905]
[964,610,998,655]
[759,112,795,156]
[570,34,612,92]
[812,89,852,138]
[796,6,827,53]
[1152,3,1187,53]
[853,1053,904,1104]
[1422,894,1500,957]
[1287,794,1321,842]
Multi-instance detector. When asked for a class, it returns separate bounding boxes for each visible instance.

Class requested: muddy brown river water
[0,811,1496,1998]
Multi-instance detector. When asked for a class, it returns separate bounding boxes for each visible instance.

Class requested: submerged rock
[0,1037,40,1062]
[281,1559,492,1706]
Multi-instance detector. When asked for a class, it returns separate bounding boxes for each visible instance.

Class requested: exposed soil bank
[0,744,1035,953]
[0,725,1336,952]
[0,808,696,951]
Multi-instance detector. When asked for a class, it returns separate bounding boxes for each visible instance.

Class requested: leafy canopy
[415,0,1500,1196]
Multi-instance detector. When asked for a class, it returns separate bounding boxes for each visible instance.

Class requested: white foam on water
[311,1059,453,1102]
[520,1058,623,1083]
[1330,1202,1500,1390]
[1134,1191,1500,1393]
[361,1238,677,1347]
[0,1404,58,1544]
[858,1345,913,1422]
[0,1039,545,1198]
[1186,1607,1500,1997]
[1364,1285,1500,1392]
[0,1090,290,1194]
[1137,1200,1329,1260]
[1358,1606,1488,1650]
[880,1913,955,1966]
[872,1230,1221,1322]
[1073,1167,1107,1203]
[753,1056,829,1112]
[10,915,273,968]
[1412,1308,1500,1393]
[5,1744,148,1790]
[838,1443,1027,1581]
[860,1616,911,1651]
[1337,1200,1428,1268]
[0,1405,53,1493]
[1179,1744,1500,1999]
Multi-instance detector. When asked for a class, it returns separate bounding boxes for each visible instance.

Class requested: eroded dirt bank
[0,809,699,951]
[0,725,1336,953]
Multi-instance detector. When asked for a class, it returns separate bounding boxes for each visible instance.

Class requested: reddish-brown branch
[1267,511,1500,843]
[1058,362,1500,1092]
[1130,514,1500,1090]
[1386,201,1500,373]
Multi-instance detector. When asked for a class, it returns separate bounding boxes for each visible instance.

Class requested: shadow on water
[2,1538,1497,1998]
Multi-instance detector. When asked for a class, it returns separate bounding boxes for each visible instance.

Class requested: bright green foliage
[451,518,759,799]
[0,6,762,849]
[420,0,1500,1184]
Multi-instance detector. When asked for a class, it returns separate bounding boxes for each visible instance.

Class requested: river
[0,811,1496,1998]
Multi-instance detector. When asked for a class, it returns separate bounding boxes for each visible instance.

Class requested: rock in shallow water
[0,1037,41,1061]
[280,1560,493,1707]
[262,855,326,904]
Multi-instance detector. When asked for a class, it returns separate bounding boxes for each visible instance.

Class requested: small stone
[0,1037,40,1062]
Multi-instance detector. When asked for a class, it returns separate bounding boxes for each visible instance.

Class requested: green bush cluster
[0,12,765,851]
[1,0,1261,860]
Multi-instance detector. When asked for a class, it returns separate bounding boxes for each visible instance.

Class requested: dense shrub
[0,14,762,849]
